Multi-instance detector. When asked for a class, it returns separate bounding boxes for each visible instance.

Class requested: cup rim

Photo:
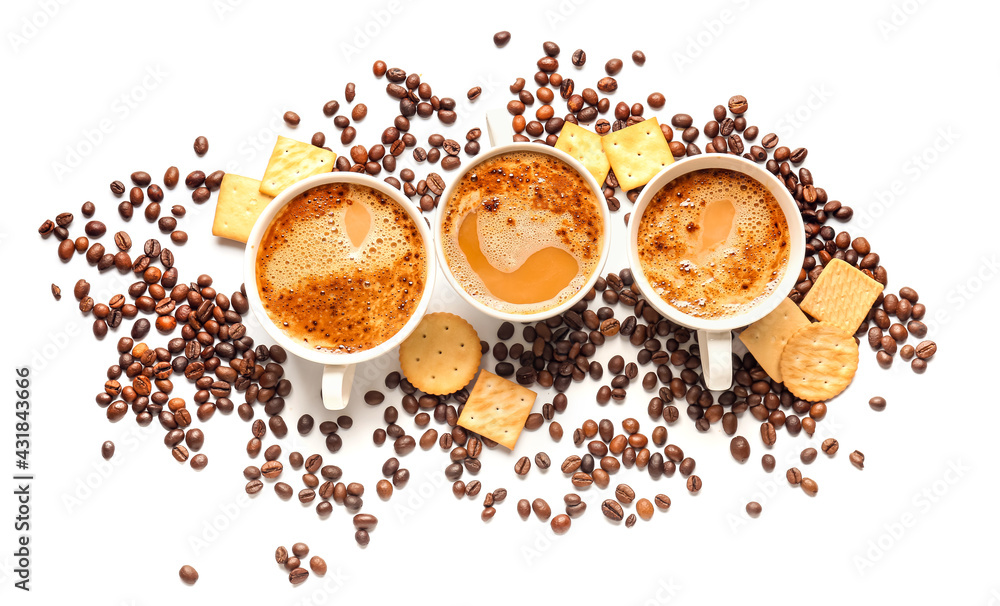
[243,172,436,365]
[433,142,612,323]
[627,154,806,332]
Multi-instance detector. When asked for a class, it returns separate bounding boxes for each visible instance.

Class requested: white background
[2,0,998,604]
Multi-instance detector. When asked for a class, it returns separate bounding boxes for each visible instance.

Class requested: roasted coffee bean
[493,31,511,46]
[728,95,748,114]
[178,564,199,585]
[801,448,818,464]
[821,438,840,455]
[915,340,937,360]
[601,499,624,521]
[597,77,617,93]
[760,422,776,446]
[730,436,750,463]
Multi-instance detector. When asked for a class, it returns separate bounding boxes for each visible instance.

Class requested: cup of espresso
[627,155,805,390]
[244,172,435,410]
[435,143,611,322]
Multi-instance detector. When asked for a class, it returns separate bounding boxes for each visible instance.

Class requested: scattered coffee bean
[178,565,199,585]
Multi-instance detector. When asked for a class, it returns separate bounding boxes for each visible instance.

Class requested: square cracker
[211,174,275,243]
[259,135,336,197]
[737,297,811,382]
[600,117,673,191]
[800,259,884,334]
[555,122,610,185]
[458,370,536,450]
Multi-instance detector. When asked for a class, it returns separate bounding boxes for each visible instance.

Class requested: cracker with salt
[259,135,336,197]
[458,370,536,450]
[779,322,859,402]
[211,174,275,243]
[737,297,811,382]
[554,122,610,185]
[398,312,481,396]
[600,117,673,191]
[800,259,884,334]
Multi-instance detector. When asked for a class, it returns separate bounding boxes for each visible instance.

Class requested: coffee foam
[637,168,790,319]
[256,182,426,353]
[441,150,604,314]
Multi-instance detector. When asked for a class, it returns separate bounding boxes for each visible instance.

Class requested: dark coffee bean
[493,31,510,47]
[193,135,209,156]
[601,499,624,521]
[730,436,750,463]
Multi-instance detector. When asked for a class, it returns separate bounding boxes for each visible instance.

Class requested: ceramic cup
[626,154,806,391]
[434,142,612,323]
[244,172,436,410]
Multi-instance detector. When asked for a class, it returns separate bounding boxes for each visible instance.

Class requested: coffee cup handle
[321,365,355,411]
[486,108,515,148]
[697,330,733,391]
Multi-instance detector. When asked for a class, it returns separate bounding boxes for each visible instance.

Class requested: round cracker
[779,322,859,402]
[399,313,481,395]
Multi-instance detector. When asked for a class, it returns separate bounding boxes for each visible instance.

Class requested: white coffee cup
[244,172,436,410]
[627,155,806,391]
[434,142,612,323]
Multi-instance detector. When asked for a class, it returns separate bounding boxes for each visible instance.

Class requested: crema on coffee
[637,168,789,319]
[256,182,427,353]
[440,150,604,315]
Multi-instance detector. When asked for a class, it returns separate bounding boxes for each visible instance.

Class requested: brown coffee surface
[441,150,603,314]
[637,168,789,319]
[256,182,427,354]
